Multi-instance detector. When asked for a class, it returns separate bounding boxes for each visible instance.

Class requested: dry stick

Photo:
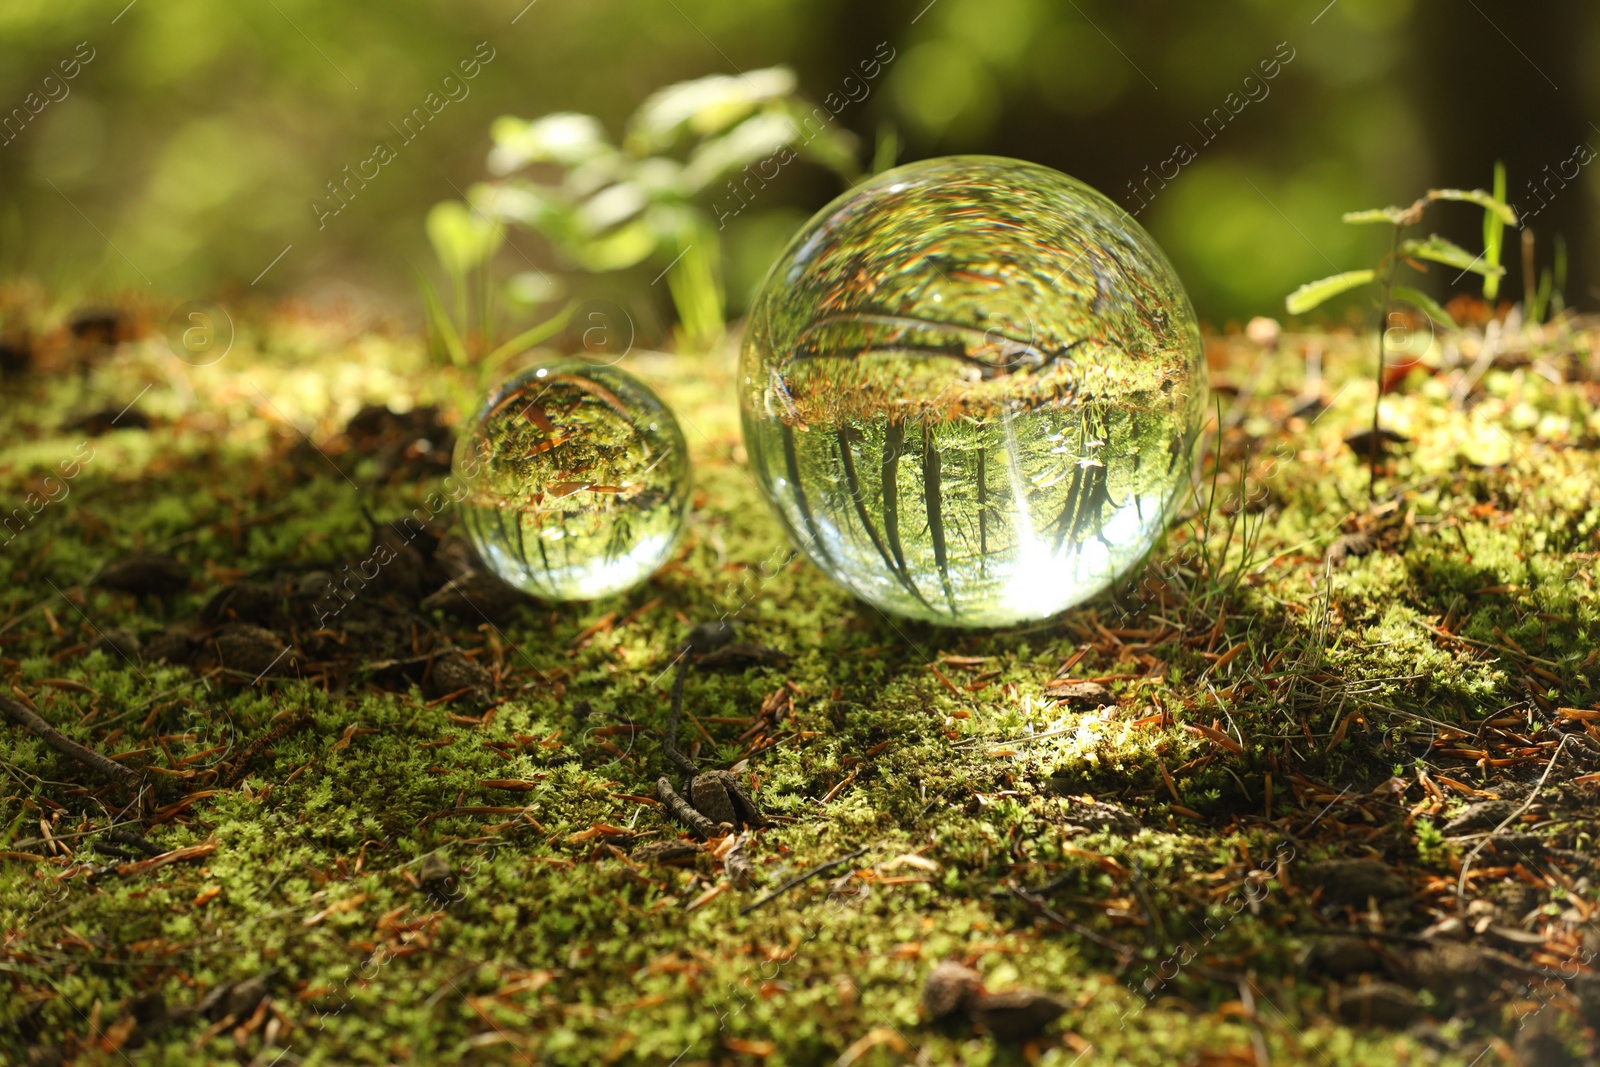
[0,694,136,787]
[106,828,162,856]
[1006,881,1136,962]
[656,776,718,839]
[1455,734,1569,907]
[655,651,715,838]
[661,652,698,777]
[739,845,870,916]
[657,645,738,839]
[1237,976,1272,1067]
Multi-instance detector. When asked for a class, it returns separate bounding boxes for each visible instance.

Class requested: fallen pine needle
[1185,722,1245,754]
[116,840,218,878]
[929,663,961,697]
[819,767,860,805]
[835,1027,907,1067]
[1158,760,1182,804]
[685,881,730,912]
[303,892,370,926]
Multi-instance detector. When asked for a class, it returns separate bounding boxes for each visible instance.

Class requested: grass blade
[481,301,577,375]
[1481,162,1507,300]
[417,270,468,368]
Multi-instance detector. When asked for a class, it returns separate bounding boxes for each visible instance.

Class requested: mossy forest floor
[3,297,1600,1066]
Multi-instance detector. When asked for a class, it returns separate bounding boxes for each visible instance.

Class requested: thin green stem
[1372,224,1402,499]
[452,269,469,348]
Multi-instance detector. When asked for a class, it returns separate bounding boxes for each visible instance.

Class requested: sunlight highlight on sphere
[453,360,690,601]
[738,156,1206,627]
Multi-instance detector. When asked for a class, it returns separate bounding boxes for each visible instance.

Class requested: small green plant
[1481,161,1508,303]
[420,200,571,382]
[1414,815,1454,867]
[426,199,501,347]
[1521,228,1568,327]
[436,67,860,351]
[1284,173,1516,494]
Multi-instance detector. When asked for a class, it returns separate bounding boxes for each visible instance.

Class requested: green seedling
[436,67,860,351]
[1285,174,1517,496]
[1522,229,1568,327]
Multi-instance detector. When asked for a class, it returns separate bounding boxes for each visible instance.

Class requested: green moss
[1,311,1596,1065]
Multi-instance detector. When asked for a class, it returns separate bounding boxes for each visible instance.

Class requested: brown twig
[1455,735,1568,907]
[0,694,136,786]
[739,845,870,915]
[1238,975,1272,1067]
[656,776,717,839]
[1006,881,1136,963]
[660,651,698,777]
[219,711,312,788]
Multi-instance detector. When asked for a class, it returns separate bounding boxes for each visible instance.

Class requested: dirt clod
[1342,427,1410,457]
[211,625,291,677]
[343,404,454,482]
[1326,531,1374,566]
[1303,859,1410,906]
[1333,981,1422,1027]
[429,651,493,706]
[141,628,197,665]
[199,582,283,629]
[418,852,457,904]
[1048,791,1140,834]
[1396,941,1497,1003]
[684,620,736,654]
[1042,679,1114,707]
[695,641,792,670]
[921,960,982,1020]
[93,553,191,596]
[68,308,126,345]
[67,408,151,435]
[1306,936,1384,979]
[631,841,700,866]
[970,989,1067,1041]
[92,627,143,660]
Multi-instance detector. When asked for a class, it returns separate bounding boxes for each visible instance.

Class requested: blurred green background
[1,0,1596,333]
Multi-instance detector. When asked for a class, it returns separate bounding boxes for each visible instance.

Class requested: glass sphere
[739,156,1205,627]
[453,360,689,600]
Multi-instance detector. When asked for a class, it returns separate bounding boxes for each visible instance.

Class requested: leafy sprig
[431,67,859,351]
[1284,169,1516,496]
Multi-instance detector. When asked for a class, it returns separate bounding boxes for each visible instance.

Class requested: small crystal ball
[453,360,689,600]
[739,156,1205,627]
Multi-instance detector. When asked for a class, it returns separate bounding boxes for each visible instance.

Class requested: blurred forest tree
[0,0,1596,336]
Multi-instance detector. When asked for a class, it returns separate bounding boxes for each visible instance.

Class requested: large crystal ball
[739,156,1205,627]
